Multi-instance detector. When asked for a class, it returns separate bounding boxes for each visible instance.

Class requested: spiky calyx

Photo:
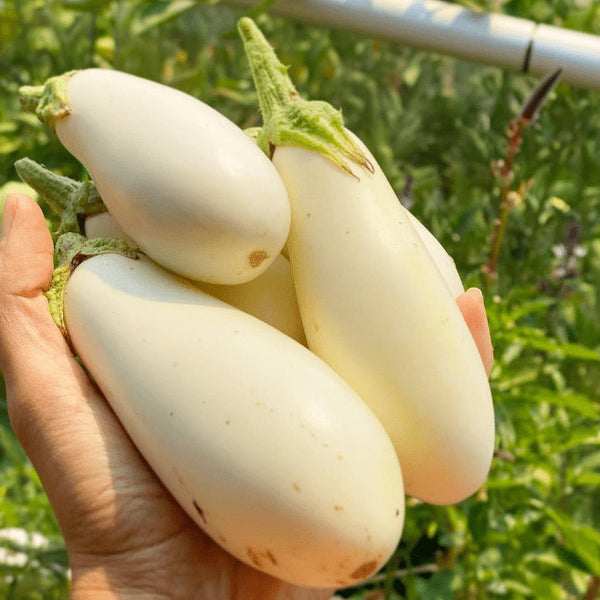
[19,71,78,132]
[14,158,106,240]
[46,233,139,337]
[237,17,373,178]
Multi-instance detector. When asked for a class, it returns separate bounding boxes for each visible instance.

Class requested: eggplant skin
[56,69,291,285]
[63,253,405,588]
[275,137,495,506]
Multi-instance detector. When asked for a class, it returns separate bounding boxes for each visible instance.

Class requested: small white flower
[0,547,28,568]
[0,528,50,549]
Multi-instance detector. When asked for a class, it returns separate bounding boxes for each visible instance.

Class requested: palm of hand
[0,195,333,600]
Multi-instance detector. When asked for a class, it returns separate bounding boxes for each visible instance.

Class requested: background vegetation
[1,0,600,598]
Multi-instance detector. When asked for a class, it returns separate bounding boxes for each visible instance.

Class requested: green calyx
[45,265,71,337]
[55,232,138,267]
[237,17,373,178]
[19,71,78,132]
[14,157,106,241]
[45,233,139,337]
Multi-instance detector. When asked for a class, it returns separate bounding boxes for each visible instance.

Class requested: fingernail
[466,287,484,304]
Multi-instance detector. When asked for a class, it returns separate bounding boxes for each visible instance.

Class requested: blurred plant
[483,68,561,287]
[452,0,510,12]
[1,1,600,599]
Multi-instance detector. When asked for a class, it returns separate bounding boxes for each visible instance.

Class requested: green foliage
[1,1,600,598]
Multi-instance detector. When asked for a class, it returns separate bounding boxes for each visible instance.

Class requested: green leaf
[413,572,455,599]
[133,1,203,36]
[555,545,593,574]
[59,0,108,13]
[503,327,600,362]
[492,367,540,392]
[525,388,599,419]
[570,472,600,487]
[546,508,600,576]
[506,298,556,323]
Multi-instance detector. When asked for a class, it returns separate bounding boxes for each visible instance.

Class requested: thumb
[0,194,61,381]
[0,193,76,423]
[0,193,54,297]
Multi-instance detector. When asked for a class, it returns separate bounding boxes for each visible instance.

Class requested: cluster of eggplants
[16,18,494,590]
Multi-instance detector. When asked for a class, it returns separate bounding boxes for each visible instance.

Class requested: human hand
[0,193,492,599]
[0,193,334,600]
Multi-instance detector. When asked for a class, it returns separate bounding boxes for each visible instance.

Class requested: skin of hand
[0,193,493,600]
[456,287,494,377]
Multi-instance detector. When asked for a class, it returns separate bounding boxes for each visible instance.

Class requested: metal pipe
[225,0,600,90]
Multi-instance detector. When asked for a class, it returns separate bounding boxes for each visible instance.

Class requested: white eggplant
[62,253,404,588]
[239,18,494,505]
[200,253,307,345]
[82,210,306,344]
[405,211,464,298]
[20,69,291,285]
[84,210,131,243]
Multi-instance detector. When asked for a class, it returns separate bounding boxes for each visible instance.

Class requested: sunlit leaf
[133,1,203,36]
[546,508,600,576]
[525,388,599,419]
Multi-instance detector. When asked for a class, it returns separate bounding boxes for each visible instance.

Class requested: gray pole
[226,0,600,90]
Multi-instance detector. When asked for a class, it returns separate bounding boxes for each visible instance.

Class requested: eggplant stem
[238,17,372,178]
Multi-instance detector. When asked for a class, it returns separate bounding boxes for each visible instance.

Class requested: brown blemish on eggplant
[247,547,263,568]
[350,561,378,580]
[193,501,208,525]
[334,505,343,511]
[247,548,278,567]
[249,250,268,268]
[395,508,400,516]
[292,482,301,492]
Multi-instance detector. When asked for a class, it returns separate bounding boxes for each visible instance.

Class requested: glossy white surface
[64,254,405,587]
[276,136,494,505]
[57,69,291,285]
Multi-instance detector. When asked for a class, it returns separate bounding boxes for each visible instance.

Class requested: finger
[0,194,67,382]
[0,193,54,295]
[456,287,494,377]
[0,193,99,453]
